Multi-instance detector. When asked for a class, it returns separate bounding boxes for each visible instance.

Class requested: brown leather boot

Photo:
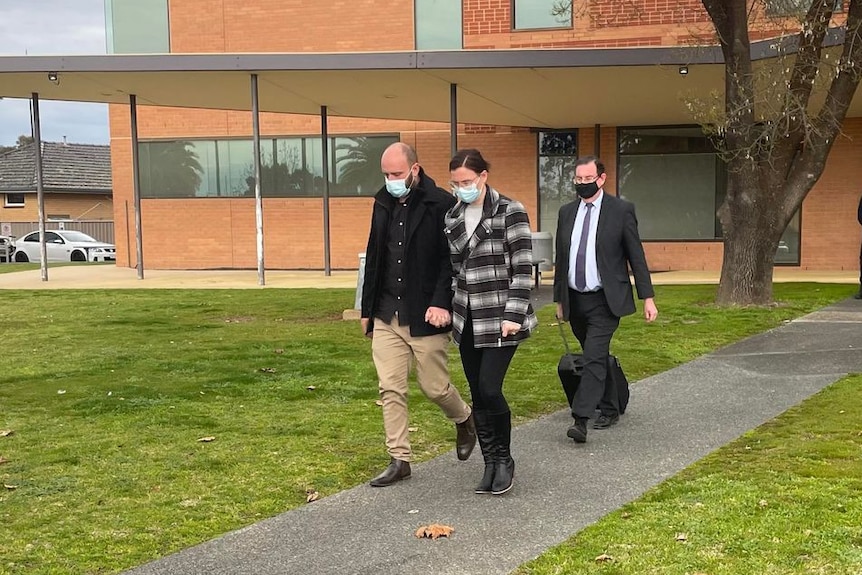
[369,458,411,487]
[455,412,477,461]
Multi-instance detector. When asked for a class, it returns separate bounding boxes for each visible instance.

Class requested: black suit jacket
[553,192,654,319]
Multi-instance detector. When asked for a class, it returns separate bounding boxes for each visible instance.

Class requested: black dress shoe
[455,413,477,461]
[593,413,620,430]
[369,458,411,487]
[566,418,587,443]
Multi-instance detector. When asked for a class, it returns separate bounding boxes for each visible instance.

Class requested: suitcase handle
[557,321,573,355]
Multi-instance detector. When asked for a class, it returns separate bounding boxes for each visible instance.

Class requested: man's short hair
[575,155,605,176]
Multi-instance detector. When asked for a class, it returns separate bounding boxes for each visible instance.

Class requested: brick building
[97,0,862,272]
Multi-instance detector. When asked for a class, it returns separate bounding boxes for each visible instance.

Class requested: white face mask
[384,166,416,198]
[456,182,481,204]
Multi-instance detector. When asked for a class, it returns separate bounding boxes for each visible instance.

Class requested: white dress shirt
[568,190,604,292]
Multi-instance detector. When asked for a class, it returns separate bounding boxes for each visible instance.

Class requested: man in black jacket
[361,142,476,487]
[554,156,658,443]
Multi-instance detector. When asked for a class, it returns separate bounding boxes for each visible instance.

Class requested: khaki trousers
[372,315,471,462]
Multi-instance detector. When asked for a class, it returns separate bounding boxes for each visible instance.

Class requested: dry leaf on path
[306,489,320,503]
[415,524,454,540]
[594,553,613,563]
[197,436,216,442]
[0,430,13,437]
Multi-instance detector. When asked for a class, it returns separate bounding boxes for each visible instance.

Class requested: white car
[13,230,116,263]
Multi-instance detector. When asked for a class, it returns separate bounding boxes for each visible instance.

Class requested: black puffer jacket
[361,168,457,337]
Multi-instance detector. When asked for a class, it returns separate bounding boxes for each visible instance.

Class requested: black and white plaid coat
[444,187,538,348]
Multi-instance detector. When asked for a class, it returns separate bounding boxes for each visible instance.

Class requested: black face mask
[575,181,600,199]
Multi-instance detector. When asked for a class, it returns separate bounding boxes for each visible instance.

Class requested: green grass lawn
[0,284,857,574]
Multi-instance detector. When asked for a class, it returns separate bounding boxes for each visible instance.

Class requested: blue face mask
[384,166,416,198]
[456,182,481,204]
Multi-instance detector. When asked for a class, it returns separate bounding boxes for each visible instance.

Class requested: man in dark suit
[553,155,658,443]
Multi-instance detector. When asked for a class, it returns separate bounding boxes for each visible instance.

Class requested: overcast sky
[0,0,109,146]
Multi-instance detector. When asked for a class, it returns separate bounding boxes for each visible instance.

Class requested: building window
[766,0,842,16]
[415,0,462,50]
[138,135,400,199]
[105,0,170,54]
[537,130,578,240]
[4,193,25,207]
[617,125,799,264]
[513,0,571,30]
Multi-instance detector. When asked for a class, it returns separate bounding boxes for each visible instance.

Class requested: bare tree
[553,0,862,305]
[702,0,862,304]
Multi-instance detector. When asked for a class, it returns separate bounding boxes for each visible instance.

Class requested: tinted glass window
[513,0,571,30]
[416,0,462,49]
[106,0,170,54]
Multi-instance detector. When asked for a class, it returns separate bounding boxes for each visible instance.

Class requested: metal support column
[251,74,265,286]
[321,105,331,276]
[30,93,47,281]
[594,124,601,158]
[450,84,458,156]
[130,94,144,279]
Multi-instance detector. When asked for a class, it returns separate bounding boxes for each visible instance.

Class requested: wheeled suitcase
[557,322,629,414]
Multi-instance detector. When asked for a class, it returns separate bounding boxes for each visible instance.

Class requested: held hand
[361,318,373,339]
[425,306,451,328]
[501,320,521,337]
[555,303,564,321]
[643,298,658,322]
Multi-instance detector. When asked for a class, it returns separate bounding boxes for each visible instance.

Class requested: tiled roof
[0,141,112,193]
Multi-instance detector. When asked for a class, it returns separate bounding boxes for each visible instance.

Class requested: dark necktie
[574,203,593,291]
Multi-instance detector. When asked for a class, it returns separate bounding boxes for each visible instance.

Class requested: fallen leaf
[306,489,320,503]
[408,426,419,432]
[0,430,13,437]
[4,484,17,490]
[408,509,419,514]
[259,367,276,373]
[415,523,454,540]
[620,512,631,519]
[197,436,216,442]
[374,400,383,407]
[758,499,768,507]
[274,349,285,354]
[0,456,9,465]
[675,533,688,542]
[594,553,613,563]
[306,386,316,391]
[57,389,66,395]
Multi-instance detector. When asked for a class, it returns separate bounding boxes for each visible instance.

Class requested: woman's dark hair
[449,148,490,173]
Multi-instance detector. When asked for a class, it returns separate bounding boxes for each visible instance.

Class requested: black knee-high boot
[472,411,496,494]
[490,411,514,495]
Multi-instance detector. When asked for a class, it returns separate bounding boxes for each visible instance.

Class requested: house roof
[0,141,112,193]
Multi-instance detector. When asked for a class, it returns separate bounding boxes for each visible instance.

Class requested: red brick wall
[107,0,862,272]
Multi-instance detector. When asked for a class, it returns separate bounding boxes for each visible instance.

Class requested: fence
[1,221,115,244]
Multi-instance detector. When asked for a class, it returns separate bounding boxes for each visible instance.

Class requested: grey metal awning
[3,38,851,128]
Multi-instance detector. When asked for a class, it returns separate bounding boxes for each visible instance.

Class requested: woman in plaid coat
[443,149,538,496]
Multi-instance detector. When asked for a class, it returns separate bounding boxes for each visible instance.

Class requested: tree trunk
[716,174,785,305]
[716,225,780,305]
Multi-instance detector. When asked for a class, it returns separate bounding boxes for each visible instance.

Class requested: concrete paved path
[121,297,862,575]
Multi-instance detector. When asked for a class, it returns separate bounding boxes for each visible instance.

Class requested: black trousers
[567,288,621,420]
[459,310,517,415]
